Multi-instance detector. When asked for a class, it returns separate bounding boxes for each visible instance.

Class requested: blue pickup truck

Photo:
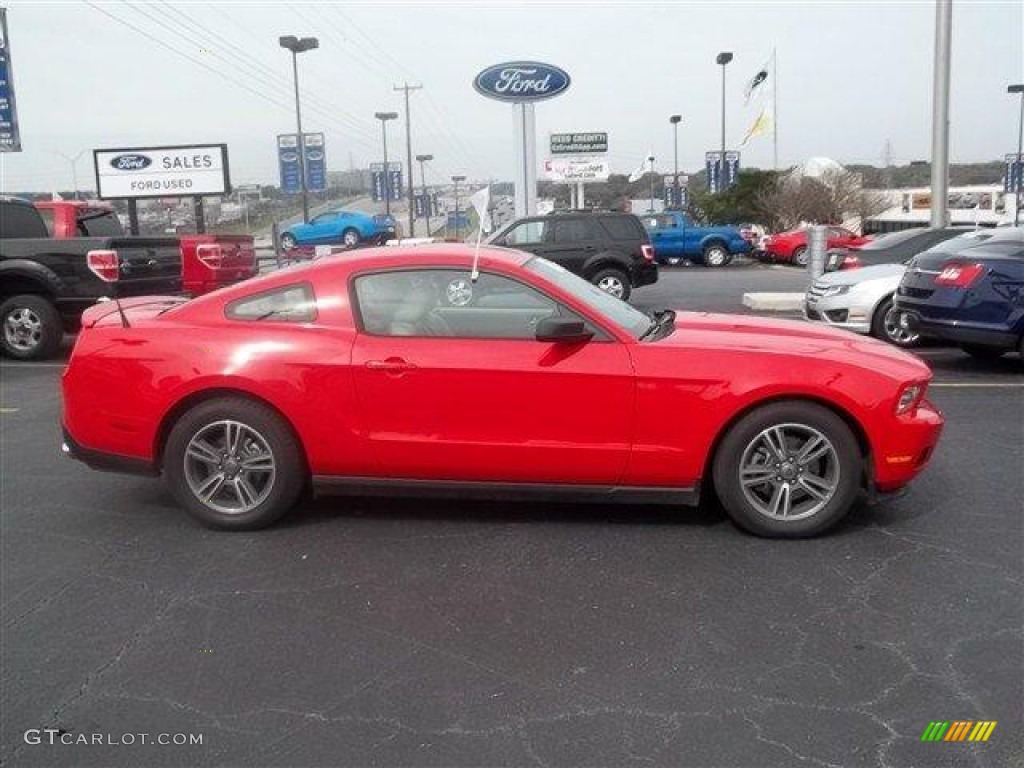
[640,211,751,267]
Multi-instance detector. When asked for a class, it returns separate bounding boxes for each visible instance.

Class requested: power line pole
[394,82,423,237]
[883,139,894,190]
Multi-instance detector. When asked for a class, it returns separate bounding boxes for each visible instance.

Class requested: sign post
[474,61,571,217]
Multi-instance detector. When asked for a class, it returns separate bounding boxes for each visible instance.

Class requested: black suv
[486,211,657,300]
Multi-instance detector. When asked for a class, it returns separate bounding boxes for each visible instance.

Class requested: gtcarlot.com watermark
[24,729,203,746]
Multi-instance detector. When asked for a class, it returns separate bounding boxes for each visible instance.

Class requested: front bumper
[802,294,874,335]
[872,399,944,492]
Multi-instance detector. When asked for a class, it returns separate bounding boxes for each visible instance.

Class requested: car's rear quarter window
[599,216,644,240]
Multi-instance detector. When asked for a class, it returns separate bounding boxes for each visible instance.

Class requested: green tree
[689,170,779,225]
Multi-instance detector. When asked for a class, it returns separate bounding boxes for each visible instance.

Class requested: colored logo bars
[920,721,996,742]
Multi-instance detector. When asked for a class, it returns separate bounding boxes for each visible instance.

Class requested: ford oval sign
[109,154,153,171]
[473,61,570,103]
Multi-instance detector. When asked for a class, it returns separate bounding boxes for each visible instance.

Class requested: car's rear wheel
[703,243,729,268]
[0,294,63,361]
[342,228,361,247]
[591,268,631,301]
[961,344,1006,360]
[872,297,919,348]
[712,401,862,538]
[280,232,297,251]
[164,398,306,530]
[792,246,809,267]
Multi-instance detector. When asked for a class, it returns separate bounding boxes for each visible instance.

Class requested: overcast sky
[1,0,1021,193]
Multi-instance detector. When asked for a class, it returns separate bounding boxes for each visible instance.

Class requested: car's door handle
[583,245,596,252]
[365,358,417,372]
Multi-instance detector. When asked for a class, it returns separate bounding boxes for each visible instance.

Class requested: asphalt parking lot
[2,266,1021,768]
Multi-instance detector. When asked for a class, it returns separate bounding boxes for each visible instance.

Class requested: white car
[804,263,915,346]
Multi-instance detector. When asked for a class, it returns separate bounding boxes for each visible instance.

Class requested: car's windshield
[524,257,652,338]
[858,229,927,250]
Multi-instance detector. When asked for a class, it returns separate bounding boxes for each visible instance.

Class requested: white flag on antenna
[468,186,491,234]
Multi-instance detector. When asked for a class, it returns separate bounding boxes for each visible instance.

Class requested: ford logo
[306,151,324,161]
[281,152,298,162]
[110,154,152,171]
[473,61,570,103]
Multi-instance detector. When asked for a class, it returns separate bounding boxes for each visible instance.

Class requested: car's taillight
[935,262,984,287]
[195,243,223,269]
[839,254,860,270]
[641,244,655,262]
[86,249,119,282]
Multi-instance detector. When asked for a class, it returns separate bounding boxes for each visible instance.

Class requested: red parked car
[62,246,942,538]
[761,226,871,266]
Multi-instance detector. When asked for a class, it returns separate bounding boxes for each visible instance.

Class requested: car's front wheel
[591,268,631,301]
[872,298,919,348]
[164,398,307,530]
[703,243,729,268]
[712,401,862,538]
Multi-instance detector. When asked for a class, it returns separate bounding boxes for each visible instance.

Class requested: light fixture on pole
[279,35,318,224]
[375,111,399,217]
[416,153,433,223]
[716,52,733,194]
[54,149,86,200]
[669,115,681,207]
[452,175,466,239]
[1009,83,1024,226]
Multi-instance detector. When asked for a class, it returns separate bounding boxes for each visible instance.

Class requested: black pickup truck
[0,197,183,360]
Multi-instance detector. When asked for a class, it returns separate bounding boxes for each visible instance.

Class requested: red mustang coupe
[62,246,942,537]
[761,226,871,266]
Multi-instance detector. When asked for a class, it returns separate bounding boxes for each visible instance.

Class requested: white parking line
[931,382,1024,388]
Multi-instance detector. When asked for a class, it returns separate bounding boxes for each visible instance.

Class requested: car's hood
[655,312,930,380]
[815,262,906,286]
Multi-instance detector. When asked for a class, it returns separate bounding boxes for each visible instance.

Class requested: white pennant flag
[628,153,653,183]
[468,185,491,234]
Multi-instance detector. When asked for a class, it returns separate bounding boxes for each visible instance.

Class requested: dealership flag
[744,55,772,105]
[628,153,653,183]
[469,184,491,280]
[741,106,773,146]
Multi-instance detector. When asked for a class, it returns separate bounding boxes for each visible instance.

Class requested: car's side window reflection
[354,269,570,339]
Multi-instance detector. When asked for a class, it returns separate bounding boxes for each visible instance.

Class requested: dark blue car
[895,228,1024,359]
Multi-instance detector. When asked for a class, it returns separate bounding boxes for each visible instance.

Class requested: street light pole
[669,115,681,207]
[929,0,952,229]
[279,35,319,224]
[648,155,655,212]
[716,52,733,194]
[1009,83,1024,226]
[416,153,433,229]
[375,111,399,218]
[452,175,465,239]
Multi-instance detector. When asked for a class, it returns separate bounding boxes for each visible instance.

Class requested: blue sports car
[280,209,396,250]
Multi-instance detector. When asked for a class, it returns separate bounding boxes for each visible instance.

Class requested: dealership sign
[473,61,570,103]
[94,144,230,200]
[544,158,610,183]
[551,132,607,155]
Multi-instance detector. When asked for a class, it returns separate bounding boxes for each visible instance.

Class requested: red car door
[349,268,634,484]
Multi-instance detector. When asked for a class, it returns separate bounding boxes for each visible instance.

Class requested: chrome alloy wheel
[184,420,276,515]
[4,307,43,353]
[883,306,919,346]
[738,423,840,521]
[597,275,626,297]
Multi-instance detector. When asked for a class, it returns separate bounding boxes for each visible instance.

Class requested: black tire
[961,344,1006,360]
[590,267,631,301]
[342,228,361,247]
[703,242,729,268]
[871,297,919,348]
[280,232,297,251]
[792,246,809,268]
[712,401,862,538]
[164,397,307,530]
[0,294,64,361]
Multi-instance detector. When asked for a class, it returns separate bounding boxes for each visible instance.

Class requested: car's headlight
[821,285,850,297]
[896,383,925,414]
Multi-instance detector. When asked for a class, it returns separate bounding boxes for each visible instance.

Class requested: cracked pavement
[1,280,1021,766]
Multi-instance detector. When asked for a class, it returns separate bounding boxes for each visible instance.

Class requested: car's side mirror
[535,317,593,343]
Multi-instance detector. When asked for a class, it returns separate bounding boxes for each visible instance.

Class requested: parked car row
[1,197,257,360]
[804,227,1023,359]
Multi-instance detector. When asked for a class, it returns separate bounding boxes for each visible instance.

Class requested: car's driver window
[355,269,567,339]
